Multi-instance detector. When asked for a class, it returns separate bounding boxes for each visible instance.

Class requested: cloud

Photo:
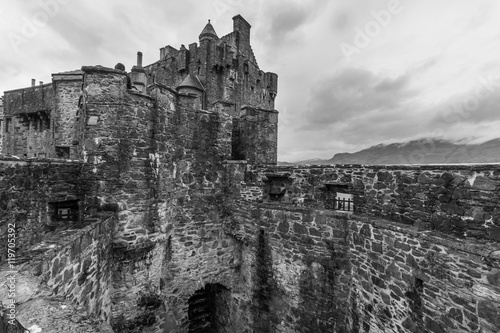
[300,67,416,130]
[429,73,500,129]
[256,0,326,46]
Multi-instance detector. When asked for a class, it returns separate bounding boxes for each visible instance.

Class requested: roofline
[233,14,251,28]
[4,82,53,94]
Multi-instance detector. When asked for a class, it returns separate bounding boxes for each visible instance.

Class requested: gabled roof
[199,19,218,40]
[176,74,205,92]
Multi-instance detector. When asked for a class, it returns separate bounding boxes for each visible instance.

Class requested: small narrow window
[49,200,79,222]
[5,118,11,133]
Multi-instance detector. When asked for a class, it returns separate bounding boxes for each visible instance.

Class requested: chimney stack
[137,51,143,67]
[39,81,43,85]
[131,51,147,93]
[31,79,36,87]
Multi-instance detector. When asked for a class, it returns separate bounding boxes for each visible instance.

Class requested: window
[55,146,70,159]
[324,183,354,212]
[5,118,11,133]
[332,193,354,211]
[49,200,79,221]
[264,175,292,202]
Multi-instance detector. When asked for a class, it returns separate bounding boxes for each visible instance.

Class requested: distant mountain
[285,138,500,165]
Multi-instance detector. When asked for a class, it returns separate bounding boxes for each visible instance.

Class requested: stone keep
[1,15,500,333]
[0,14,278,164]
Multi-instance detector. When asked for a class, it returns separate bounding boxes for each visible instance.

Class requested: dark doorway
[188,283,231,333]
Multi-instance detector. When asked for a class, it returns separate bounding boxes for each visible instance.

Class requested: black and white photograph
[0,1,500,332]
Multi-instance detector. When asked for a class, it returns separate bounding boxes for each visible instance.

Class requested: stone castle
[0,15,499,333]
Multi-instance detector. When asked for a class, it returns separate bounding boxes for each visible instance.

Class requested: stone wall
[79,66,158,245]
[30,215,115,322]
[0,158,87,262]
[223,203,352,333]
[347,216,500,333]
[243,164,500,241]
[75,67,239,331]
[3,84,54,116]
[223,163,500,332]
[2,84,55,157]
[52,71,83,158]
[1,146,499,333]
[239,106,278,165]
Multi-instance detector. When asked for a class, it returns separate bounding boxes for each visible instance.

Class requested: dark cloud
[257,0,326,46]
[374,74,409,91]
[300,68,416,130]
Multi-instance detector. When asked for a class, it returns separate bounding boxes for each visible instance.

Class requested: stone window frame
[263,174,292,203]
[49,199,79,222]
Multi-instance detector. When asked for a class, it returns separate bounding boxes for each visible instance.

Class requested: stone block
[477,300,500,328]
[486,270,500,286]
[372,242,383,254]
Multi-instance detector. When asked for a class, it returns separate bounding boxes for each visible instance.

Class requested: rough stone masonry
[0,15,499,333]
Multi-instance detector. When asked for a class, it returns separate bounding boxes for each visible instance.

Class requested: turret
[176,74,205,109]
[199,19,218,41]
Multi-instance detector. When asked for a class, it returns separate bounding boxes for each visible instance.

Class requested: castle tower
[232,15,251,57]
[176,74,205,109]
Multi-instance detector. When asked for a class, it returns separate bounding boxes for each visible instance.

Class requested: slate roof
[199,20,218,40]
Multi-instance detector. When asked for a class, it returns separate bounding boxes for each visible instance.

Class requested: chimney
[131,51,147,93]
[39,81,43,85]
[31,79,36,87]
[160,47,165,60]
[137,51,143,67]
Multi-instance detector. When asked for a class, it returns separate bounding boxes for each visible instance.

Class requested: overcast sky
[1,0,500,162]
